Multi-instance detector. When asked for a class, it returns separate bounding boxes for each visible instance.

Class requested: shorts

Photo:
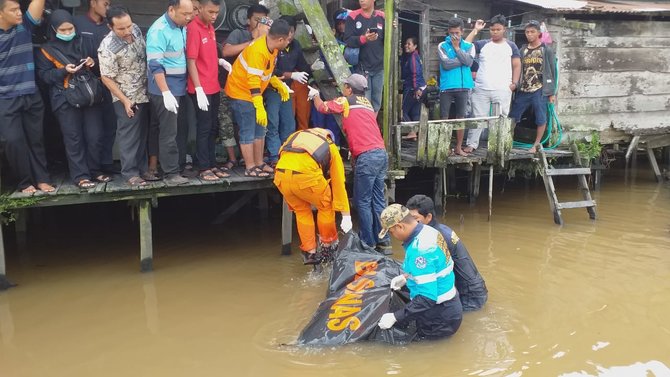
[509,90,548,126]
[230,98,266,144]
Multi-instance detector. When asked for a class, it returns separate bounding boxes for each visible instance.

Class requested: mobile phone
[369,27,379,34]
[74,59,87,70]
[131,103,139,112]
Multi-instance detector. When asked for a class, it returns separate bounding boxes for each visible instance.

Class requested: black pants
[100,87,117,167]
[191,92,220,170]
[148,94,181,176]
[439,90,469,119]
[54,103,104,184]
[113,101,149,180]
[0,92,50,190]
[177,94,194,169]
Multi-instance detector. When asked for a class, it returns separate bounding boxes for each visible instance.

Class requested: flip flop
[199,170,220,181]
[244,166,270,178]
[221,160,238,171]
[77,179,96,189]
[212,167,230,178]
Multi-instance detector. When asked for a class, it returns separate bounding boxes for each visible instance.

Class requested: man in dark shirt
[343,0,384,113]
[74,0,118,173]
[0,0,53,193]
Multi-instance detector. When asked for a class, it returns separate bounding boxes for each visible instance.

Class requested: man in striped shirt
[0,0,53,193]
[146,0,193,185]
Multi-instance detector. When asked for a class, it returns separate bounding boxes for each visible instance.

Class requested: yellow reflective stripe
[239,54,271,81]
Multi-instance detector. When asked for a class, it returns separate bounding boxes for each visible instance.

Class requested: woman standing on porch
[401,36,425,141]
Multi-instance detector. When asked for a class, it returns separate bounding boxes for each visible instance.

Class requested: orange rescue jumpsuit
[273,129,349,252]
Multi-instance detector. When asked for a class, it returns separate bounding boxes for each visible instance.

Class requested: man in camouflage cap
[377,203,463,340]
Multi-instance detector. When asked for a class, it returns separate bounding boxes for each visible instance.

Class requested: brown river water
[0,169,669,377]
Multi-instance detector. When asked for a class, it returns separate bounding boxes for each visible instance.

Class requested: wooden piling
[281,200,293,255]
[0,224,16,290]
[139,200,153,272]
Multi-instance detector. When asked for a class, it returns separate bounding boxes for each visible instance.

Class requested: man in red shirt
[186,0,228,180]
[310,74,391,254]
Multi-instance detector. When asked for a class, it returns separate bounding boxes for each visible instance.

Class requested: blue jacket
[438,37,474,91]
[401,223,456,305]
[401,50,426,91]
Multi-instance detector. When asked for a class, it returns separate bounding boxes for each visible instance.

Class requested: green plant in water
[0,194,44,224]
[574,132,602,166]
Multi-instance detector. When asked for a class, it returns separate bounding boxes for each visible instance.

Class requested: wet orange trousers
[273,169,338,252]
[291,81,311,131]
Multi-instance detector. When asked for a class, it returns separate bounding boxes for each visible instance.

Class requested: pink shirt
[186,17,220,94]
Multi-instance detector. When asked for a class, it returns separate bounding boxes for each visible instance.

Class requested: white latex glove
[218,58,232,72]
[307,85,319,100]
[340,215,352,233]
[390,275,407,291]
[195,87,209,111]
[305,24,313,35]
[162,90,179,114]
[378,313,397,330]
[311,58,325,71]
[290,71,309,84]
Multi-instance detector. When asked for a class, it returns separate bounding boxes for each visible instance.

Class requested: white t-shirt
[474,39,520,91]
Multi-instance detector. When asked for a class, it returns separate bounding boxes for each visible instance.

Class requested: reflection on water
[0,173,669,376]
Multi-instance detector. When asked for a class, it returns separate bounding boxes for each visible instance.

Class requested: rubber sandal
[257,163,274,174]
[221,160,237,171]
[212,167,230,178]
[142,172,161,181]
[77,179,96,189]
[244,167,270,178]
[128,176,148,187]
[95,174,112,183]
[199,170,220,181]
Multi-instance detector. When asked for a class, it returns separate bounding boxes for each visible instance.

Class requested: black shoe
[301,251,321,265]
[376,241,393,255]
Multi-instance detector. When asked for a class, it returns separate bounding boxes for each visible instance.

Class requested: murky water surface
[1,171,669,376]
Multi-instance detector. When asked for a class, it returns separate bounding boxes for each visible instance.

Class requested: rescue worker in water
[377,204,463,340]
[273,128,353,264]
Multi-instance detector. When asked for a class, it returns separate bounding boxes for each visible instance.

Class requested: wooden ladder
[538,145,597,225]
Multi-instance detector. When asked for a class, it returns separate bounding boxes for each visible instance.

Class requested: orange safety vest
[280,129,333,177]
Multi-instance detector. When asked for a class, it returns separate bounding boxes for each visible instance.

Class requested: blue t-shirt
[0,13,39,98]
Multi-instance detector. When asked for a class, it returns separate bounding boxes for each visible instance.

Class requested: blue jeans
[354,148,389,247]
[364,70,384,113]
[264,89,295,163]
[230,99,266,144]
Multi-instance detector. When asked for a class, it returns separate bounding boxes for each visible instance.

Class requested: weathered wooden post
[281,200,293,255]
[138,199,153,272]
[0,225,16,290]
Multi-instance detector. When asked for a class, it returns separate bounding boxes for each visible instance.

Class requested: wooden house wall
[551,19,670,140]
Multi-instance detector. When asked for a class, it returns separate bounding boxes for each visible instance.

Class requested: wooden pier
[0,166,276,289]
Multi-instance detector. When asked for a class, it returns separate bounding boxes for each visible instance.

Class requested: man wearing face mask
[0,0,54,194]
[437,18,475,156]
[146,0,194,185]
[37,9,108,189]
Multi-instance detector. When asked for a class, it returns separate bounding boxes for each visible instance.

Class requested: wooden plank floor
[399,139,573,167]
[4,166,275,208]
